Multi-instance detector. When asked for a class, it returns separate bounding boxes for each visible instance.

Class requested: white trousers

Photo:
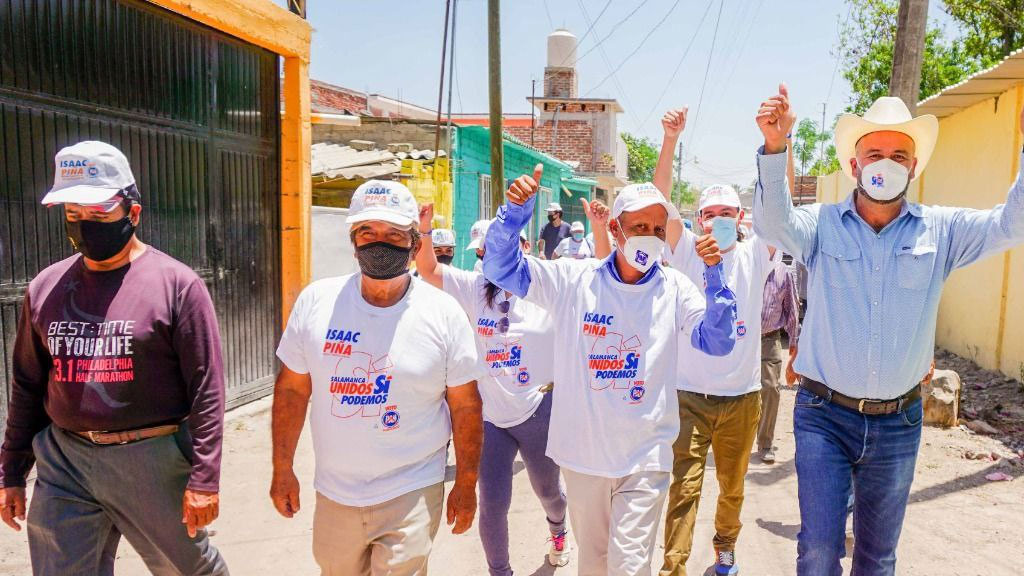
[563,468,671,576]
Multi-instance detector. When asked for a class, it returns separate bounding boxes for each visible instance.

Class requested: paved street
[2,378,1022,575]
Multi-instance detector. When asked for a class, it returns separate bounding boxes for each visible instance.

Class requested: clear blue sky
[285,0,958,188]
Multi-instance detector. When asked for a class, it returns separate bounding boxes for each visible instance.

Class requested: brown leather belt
[800,378,920,416]
[681,389,760,403]
[72,424,179,445]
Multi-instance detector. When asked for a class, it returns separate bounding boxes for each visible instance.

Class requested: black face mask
[66,217,136,261]
[355,241,412,280]
[547,213,558,223]
[436,254,454,265]
[476,252,484,261]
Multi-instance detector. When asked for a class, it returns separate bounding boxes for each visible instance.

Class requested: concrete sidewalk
[1,386,1022,575]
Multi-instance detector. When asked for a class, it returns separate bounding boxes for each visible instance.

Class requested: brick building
[451,28,628,203]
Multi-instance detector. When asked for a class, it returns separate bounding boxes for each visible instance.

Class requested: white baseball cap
[545,202,563,212]
[698,184,741,212]
[570,220,585,232]
[612,183,680,220]
[41,141,136,208]
[466,219,491,250]
[431,228,456,247]
[347,180,418,227]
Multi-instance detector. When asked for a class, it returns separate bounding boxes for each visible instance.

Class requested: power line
[569,0,653,68]
[706,0,764,108]
[684,0,725,153]
[557,0,614,66]
[542,0,555,31]
[637,0,716,128]
[584,0,684,96]
[576,0,645,131]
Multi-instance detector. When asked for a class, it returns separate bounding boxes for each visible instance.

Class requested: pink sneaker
[547,530,570,567]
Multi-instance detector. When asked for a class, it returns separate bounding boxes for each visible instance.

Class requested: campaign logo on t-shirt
[736,320,747,339]
[517,368,531,386]
[629,384,646,403]
[330,350,395,421]
[477,318,498,337]
[582,310,645,402]
[381,406,401,431]
[323,328,360,357]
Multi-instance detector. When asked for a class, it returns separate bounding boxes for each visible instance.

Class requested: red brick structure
[311,80,367,114]
[544,67,577,98]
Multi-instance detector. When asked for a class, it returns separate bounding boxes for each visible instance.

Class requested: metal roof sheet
[917,47,1024,118]
[311,143,445,181]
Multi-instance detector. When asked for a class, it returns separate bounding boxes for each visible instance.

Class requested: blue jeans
[793,386,922,576]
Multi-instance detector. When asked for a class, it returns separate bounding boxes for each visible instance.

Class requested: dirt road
[1,384,1021,575]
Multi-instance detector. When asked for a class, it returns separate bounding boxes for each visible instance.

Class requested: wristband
[419,230,432,237]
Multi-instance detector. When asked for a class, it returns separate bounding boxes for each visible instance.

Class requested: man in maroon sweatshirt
[0,141,229,575]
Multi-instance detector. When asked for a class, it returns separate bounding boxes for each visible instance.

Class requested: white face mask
[615,219,663,273]
[858,158,910,202]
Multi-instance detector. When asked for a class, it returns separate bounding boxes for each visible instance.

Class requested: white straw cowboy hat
[834,96,939,182]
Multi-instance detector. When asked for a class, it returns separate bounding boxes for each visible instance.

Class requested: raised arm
[754,84,819,264]
[415,203,444,289]
[483,165,544,298]
[690,235,737,356]
[945,107,1024,271]
[582,197,613,259]
[654,108,688,251]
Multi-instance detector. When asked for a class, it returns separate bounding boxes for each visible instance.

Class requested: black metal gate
[0,0,282,433]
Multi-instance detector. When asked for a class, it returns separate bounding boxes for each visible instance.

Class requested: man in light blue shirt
[753,85,1024,576]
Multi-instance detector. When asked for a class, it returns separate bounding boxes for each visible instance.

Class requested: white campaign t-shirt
[554,237,594,260]
[667,229,777,396]
[443,265,555,428]
[524,257,707,477]
[276,274,481,507]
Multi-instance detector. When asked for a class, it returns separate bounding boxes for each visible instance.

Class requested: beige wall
[817,83,1024,380]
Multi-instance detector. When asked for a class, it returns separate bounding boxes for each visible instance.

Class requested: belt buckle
[858,399,867,413]
[86,431,102,444]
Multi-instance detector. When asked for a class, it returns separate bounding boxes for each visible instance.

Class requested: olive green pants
[660,390,761,576]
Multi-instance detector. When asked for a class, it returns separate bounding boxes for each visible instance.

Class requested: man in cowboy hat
[752,84,1024,575]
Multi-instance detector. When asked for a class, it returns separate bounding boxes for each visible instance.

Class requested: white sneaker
[547,530,570,567]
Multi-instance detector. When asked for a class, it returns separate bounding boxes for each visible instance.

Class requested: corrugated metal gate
[0,0,282,433]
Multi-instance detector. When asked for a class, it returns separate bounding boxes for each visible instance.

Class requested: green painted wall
[451,125,595,270]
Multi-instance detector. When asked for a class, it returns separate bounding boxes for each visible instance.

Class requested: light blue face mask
[710,216,738,252]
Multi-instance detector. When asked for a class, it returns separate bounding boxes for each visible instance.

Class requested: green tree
[672,180,697,209]
[810,144,841,176]
[793,118,821,176]
[837,0,982,114]
[942,0,1024,67]
[621,132,658,183]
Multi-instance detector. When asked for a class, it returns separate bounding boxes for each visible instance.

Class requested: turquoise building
[451,125,596,270]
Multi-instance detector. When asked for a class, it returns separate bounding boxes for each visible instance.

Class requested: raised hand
[662,108,688,140]
[418,202,434,234]
[506,164,544,206]
[756,83,796,155]
[581,197,610,229]
[695,234,722,267]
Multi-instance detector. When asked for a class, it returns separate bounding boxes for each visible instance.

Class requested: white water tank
[547,29,577,68]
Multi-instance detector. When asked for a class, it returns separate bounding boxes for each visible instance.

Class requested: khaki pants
[312,483,444,576]
[758,331,784,452]
[660,390,761,576]
[563,468,670,576]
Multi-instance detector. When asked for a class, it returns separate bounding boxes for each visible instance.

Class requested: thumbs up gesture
[756,83,796,155]
[507,164,544,206]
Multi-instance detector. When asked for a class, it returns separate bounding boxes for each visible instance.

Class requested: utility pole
[819,102,827,175]
[433,0,453,158]
[446,0,458,159]
[890,0,929,113]
[488,0,505,212]
[675,140,683,204]
[530,79,536,148]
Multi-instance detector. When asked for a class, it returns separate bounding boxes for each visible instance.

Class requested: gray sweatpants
[27,425,228,576]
